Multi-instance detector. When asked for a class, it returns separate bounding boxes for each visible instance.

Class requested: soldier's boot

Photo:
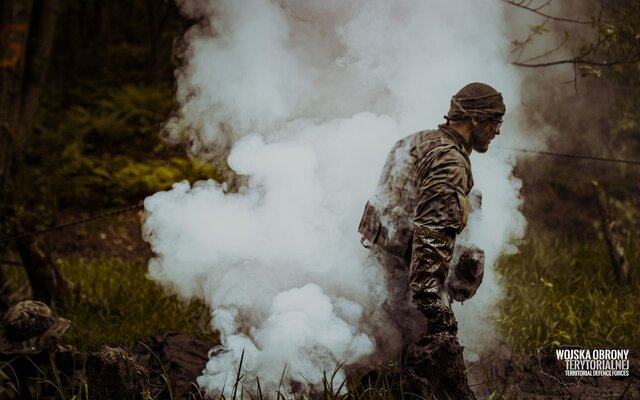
[404,300,475,400]
[404,330,475,400]
[421,301,457,335]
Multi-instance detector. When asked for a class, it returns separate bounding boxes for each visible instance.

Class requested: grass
[212,358,413,400]
[4,257,215,351]
[59,258,215,351]
[0,353,409,400]
[495,232,639,353]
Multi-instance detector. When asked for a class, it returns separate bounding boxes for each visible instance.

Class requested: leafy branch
[505,0,640,71]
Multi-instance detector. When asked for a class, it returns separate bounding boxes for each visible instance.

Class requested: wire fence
[0,146,638,244]
[0,202,144,245]
[495,146,640,165]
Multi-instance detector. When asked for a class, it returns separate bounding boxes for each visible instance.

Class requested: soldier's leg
[374,249,427,357]
[405,249,475,399]
[403,299,475,400]
[404,328,475,400]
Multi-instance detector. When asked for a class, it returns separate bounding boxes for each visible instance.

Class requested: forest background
[0,0,638,397]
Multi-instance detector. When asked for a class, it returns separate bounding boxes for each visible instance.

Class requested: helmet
[0,300,70,354]
[446,82,505,122]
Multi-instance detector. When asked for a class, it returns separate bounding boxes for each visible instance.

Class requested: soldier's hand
[448,246,484,302]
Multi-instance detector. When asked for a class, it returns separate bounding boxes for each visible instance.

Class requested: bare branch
[509,18,550,56]
[534,1,553,12]
[503,0,594,25]
[512,56,640,68]
[572,62,578,95]
[520,32,569,63]
[506,0,640,75]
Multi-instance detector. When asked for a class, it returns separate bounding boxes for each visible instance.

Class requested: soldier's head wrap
[0,300,70,354]
[445,82,505,123]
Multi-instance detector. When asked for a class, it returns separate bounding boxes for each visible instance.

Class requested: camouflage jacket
[358,125,473,300]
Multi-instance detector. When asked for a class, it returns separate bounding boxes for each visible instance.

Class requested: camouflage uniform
[359,82,505,400]
[359,124,472,310]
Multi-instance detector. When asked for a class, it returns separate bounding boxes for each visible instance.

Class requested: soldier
[359,82,505,399]
[0,300,77,399]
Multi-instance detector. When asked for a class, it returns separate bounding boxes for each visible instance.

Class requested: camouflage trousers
[371,246,475,400]
[371,247,428,352]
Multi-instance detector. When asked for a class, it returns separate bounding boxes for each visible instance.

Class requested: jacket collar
[438,123,472,155]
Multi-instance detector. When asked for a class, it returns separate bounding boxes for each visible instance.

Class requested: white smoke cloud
[453,151,526,361]
[143,0,528,396]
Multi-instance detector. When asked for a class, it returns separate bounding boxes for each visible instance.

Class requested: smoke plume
[143,0,528,395]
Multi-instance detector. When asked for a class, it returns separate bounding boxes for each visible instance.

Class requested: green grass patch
[2,257,216,352]
[496,233,639,353]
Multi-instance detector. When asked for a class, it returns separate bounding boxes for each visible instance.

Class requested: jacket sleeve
[409,148,471,306]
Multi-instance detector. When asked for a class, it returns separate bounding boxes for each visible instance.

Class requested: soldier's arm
[409,148,471,309]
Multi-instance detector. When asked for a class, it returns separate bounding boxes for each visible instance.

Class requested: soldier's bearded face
[471,120,500,153]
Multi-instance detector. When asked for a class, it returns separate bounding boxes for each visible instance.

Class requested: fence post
[592,181,631,285]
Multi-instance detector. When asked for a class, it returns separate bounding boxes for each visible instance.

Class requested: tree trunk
[592,181,632,286]
[0,0,72,305]
[0,1,31,191]
[0,265,12,310]
[14,221,75,304]
[148,0,160,83]
[19,0,60,139]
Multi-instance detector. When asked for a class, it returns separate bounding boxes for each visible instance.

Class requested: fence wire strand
[0,146,639,244]
[495,146,640,165]
[0,202,144,245]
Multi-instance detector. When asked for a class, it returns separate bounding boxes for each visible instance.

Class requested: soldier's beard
[470,124,491,153]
